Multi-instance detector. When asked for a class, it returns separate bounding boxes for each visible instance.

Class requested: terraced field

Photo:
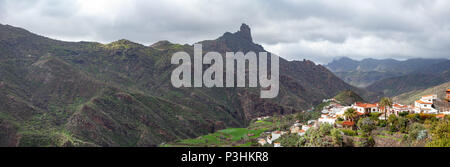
[163,120,274,147]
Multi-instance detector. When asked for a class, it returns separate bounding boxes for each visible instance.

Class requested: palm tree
[344,108,358,122]
[379,97,393,120]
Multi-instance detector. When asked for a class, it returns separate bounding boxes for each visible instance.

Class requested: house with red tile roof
[318,114,337,125]
[258,138,267,146]
[342,121,355,129]
[391,103,413,115]
[298,130,306,136]
[352,102,379,115]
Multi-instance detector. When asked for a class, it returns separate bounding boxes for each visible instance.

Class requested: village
[257,89,450,147]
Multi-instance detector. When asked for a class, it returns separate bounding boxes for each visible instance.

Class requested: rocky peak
[235,23,252,42]
[105,39,143,49]
[111,39,136,45]
[199,23,264,53]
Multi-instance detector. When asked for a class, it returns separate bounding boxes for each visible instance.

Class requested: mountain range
[366,60,450,97]
[0,23,375,146]
[326,57,448,88]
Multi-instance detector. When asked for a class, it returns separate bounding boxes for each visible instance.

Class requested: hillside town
[257,89,450,147]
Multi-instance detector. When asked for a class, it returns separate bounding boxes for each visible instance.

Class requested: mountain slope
[367,60,450,97]
[333,90,365,105]
[393,81,450,104]
[332,71,404,88]
[0,23,373,146]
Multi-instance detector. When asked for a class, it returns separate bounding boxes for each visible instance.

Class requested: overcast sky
[1,0,449,64]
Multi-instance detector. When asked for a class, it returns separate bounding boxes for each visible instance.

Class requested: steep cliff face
[0,23,370,146]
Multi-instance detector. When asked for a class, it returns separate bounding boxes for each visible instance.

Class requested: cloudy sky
[1,0,449,64]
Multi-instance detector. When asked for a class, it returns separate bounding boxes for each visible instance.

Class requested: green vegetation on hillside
[393,81,450,104]
[334,90,365,105]
[163,120,273,147]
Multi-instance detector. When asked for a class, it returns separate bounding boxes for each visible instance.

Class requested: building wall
[414,101,435,113]
[318,118,335,125]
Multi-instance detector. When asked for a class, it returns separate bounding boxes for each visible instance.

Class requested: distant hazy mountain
[325,57,448,87]
[366,73,448,97]
[327,57,446,73]
[366,60,450,97]
[0,23,375,146]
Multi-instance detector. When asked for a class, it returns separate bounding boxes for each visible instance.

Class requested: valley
[165,90,449,147]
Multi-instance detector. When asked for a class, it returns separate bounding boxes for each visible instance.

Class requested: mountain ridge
[367,60,450,97]
[325,56,449,88]
[0,23,376,146]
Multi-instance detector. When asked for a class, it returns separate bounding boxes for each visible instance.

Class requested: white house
[414,95,438,114]
[266,131,283,145]
[420,95,437,103]
[334,106,351,118]
[297,130,306,136]
[352,102,379,114]
[301,125,312,131]
[271,131,281,141]
[290,126,300,134]
[391,103,413,115]
[258,138,267,146]
[318,114,337,125]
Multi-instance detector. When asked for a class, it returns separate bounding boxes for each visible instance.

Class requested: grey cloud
[0,0,449,63]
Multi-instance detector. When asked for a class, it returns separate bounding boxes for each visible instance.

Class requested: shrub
[419,113,436,120]
[303,127,333,147]
[340,129,357,136]
[319,123,333,136]
[388,114,399,132]
[417,130,428,141]
[370,112,381,120]
[398,111,409,117]
[398,117,409,133]
[406,114,421,123]
[426,119,450,147]
[360,136,375,147]
[298,136,306,146]
[331,128,343,146]
[367,136,375,147]
[378,120,387,127]
[408,123,426,141]
[389,125,398,133]
[357,117,376,136]
[279,134,301,147]
[402,134,409,142]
